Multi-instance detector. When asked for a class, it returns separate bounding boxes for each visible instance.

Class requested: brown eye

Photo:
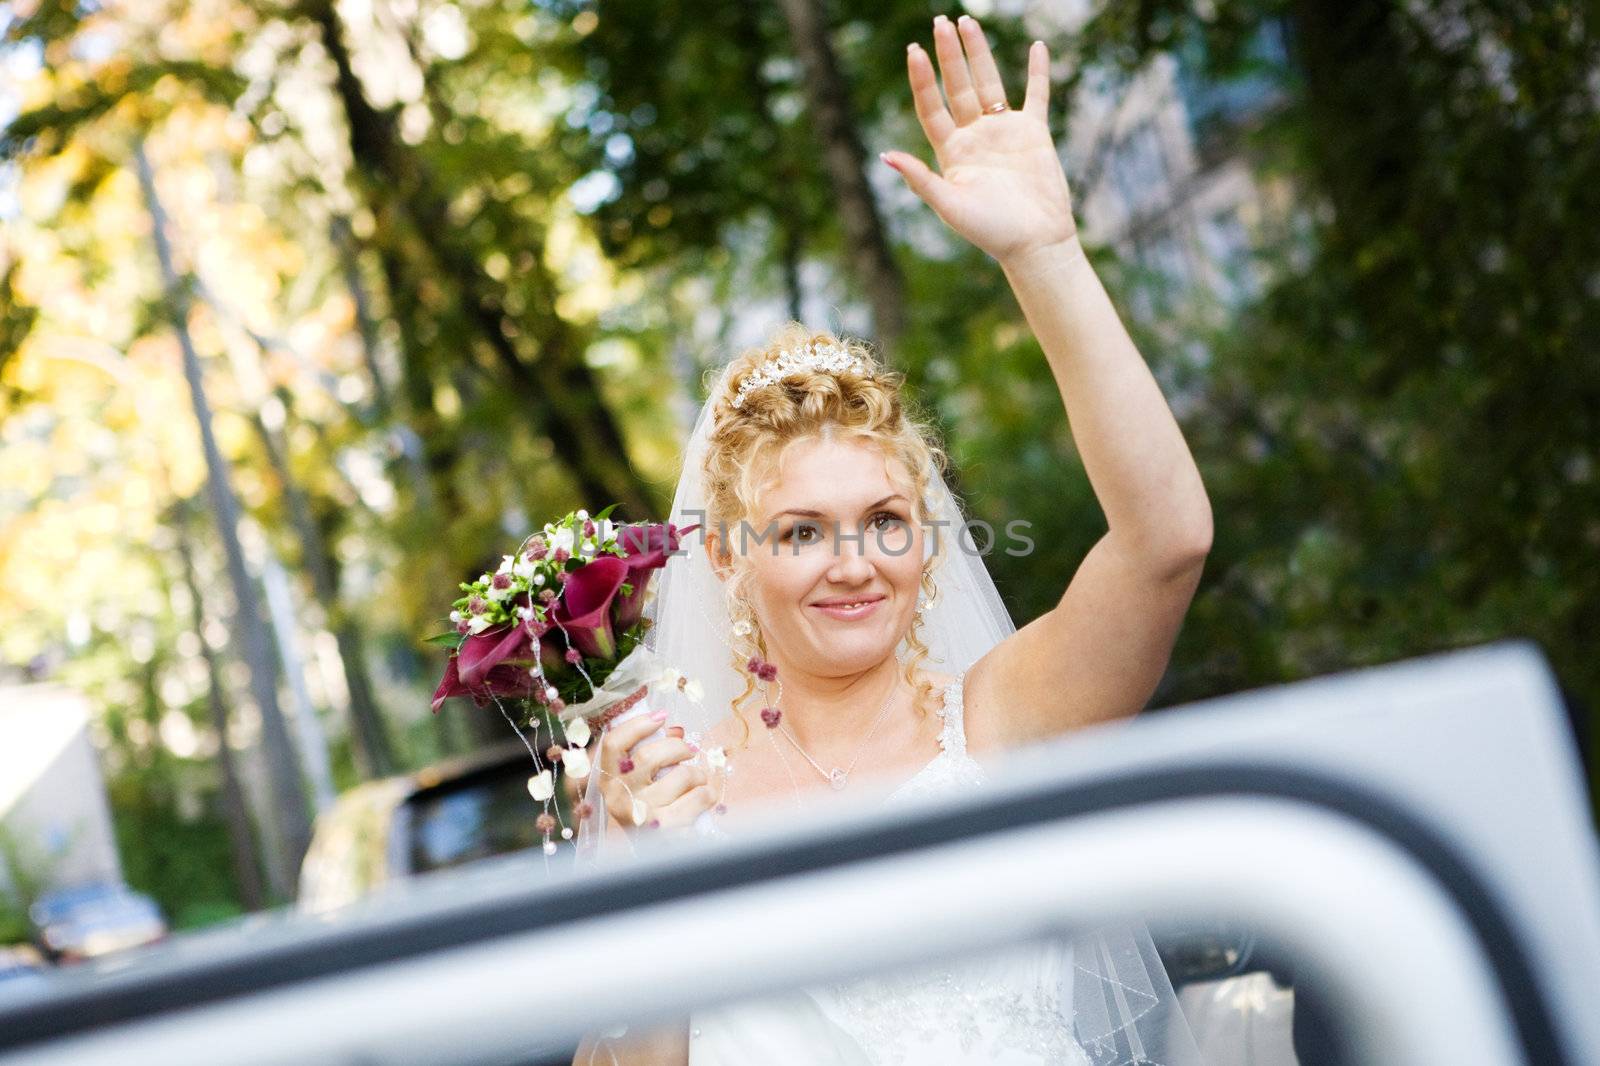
[784,522,820,544]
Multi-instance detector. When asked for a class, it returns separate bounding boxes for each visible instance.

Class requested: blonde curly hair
[701,323,951,748]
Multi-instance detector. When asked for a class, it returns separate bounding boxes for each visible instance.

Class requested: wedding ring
[984,101,1009,114]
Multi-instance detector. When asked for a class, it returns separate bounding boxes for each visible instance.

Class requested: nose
[826,530,875,585]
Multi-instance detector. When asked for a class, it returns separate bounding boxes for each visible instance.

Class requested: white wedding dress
[687,673,1095,1066]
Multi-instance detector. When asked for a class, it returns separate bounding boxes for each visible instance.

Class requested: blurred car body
[27,882,165,962]
[0,946,46,991]
[297,739,552,913]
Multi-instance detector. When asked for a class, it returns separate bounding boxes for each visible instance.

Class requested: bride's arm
[571,1023,689,1066]
[884,14,1212,749]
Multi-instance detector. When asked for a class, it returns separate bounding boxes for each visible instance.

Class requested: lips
[811,594,886,609]
[809,595,886,621]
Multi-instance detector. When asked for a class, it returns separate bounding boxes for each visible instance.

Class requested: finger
[599,712,667,764]
[881,151,955,216]
[1022,39,1050,121]
[639,761,708,808]
[658,784,719,828]
[598,778,632,821]
[630,736,696,779]
[931,14,979,125]
[907,43,955,152]
[956,15,1007,113]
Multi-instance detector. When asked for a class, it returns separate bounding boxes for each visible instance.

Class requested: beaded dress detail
[687,674,1093,1066]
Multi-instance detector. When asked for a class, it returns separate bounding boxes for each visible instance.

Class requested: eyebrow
[770,494,909,521]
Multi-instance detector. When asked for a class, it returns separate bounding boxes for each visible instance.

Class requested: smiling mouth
[810,596,886,617]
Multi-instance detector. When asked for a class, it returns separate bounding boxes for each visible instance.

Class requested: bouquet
[429,506,703,852]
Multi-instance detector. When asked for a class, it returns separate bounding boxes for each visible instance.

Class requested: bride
[573,11,1213,1065]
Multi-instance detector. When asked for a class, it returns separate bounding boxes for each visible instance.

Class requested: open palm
[884,15,1077,265]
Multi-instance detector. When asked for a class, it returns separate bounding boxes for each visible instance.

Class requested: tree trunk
[134,139,312,901]
[173,504,267,912]
[250,409,399,778]
[256,539,339,815]
[331,214,437,511]
[776,0,906,352]
[376,236,460,516]
[306,0,657,520]
[733,2,808,321]
[329,214,394,420]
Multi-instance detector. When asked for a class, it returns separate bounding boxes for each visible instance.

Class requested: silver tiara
[731,341,870,409]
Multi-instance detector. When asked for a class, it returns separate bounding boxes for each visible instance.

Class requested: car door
[0,640,1594,1066]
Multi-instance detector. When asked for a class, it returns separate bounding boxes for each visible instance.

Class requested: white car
[0,640,1595,1066]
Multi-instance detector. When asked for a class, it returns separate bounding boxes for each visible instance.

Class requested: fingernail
[906,42,917,54]
[934,14,949,24]
[958,13,973,25]
[650,709,669,721]
[667,725,685,738]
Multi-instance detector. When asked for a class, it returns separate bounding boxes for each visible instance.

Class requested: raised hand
[883,14,1078,266]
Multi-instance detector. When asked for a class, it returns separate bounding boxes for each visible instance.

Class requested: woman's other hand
[883,14,1077,266]
[596,710,721,833]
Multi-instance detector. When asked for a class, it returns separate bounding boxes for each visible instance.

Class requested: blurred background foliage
[0,0,1595,926]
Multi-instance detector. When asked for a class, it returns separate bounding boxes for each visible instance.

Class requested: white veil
[575,359,1207,1066]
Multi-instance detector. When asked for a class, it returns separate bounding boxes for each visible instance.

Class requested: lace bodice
[687,673,1092,1066]
[880,671,987,805]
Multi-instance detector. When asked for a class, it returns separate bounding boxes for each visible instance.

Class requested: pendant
[829,768,849,790]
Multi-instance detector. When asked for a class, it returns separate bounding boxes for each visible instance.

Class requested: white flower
[576,509,589,521]
[449,610,463,624]
[631,799,650,827]
[527,770,555,801]
[548,527,576,556]
[468,615,491,634]
[533,572,546,587]
[516,604,534,621]
[513,556,537,580]
[704,746,727,772]
[658,668,702,703]
[486,582,513,602]
[561,746,590,778]
[564,716,591,747]
[497,554,515,575]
